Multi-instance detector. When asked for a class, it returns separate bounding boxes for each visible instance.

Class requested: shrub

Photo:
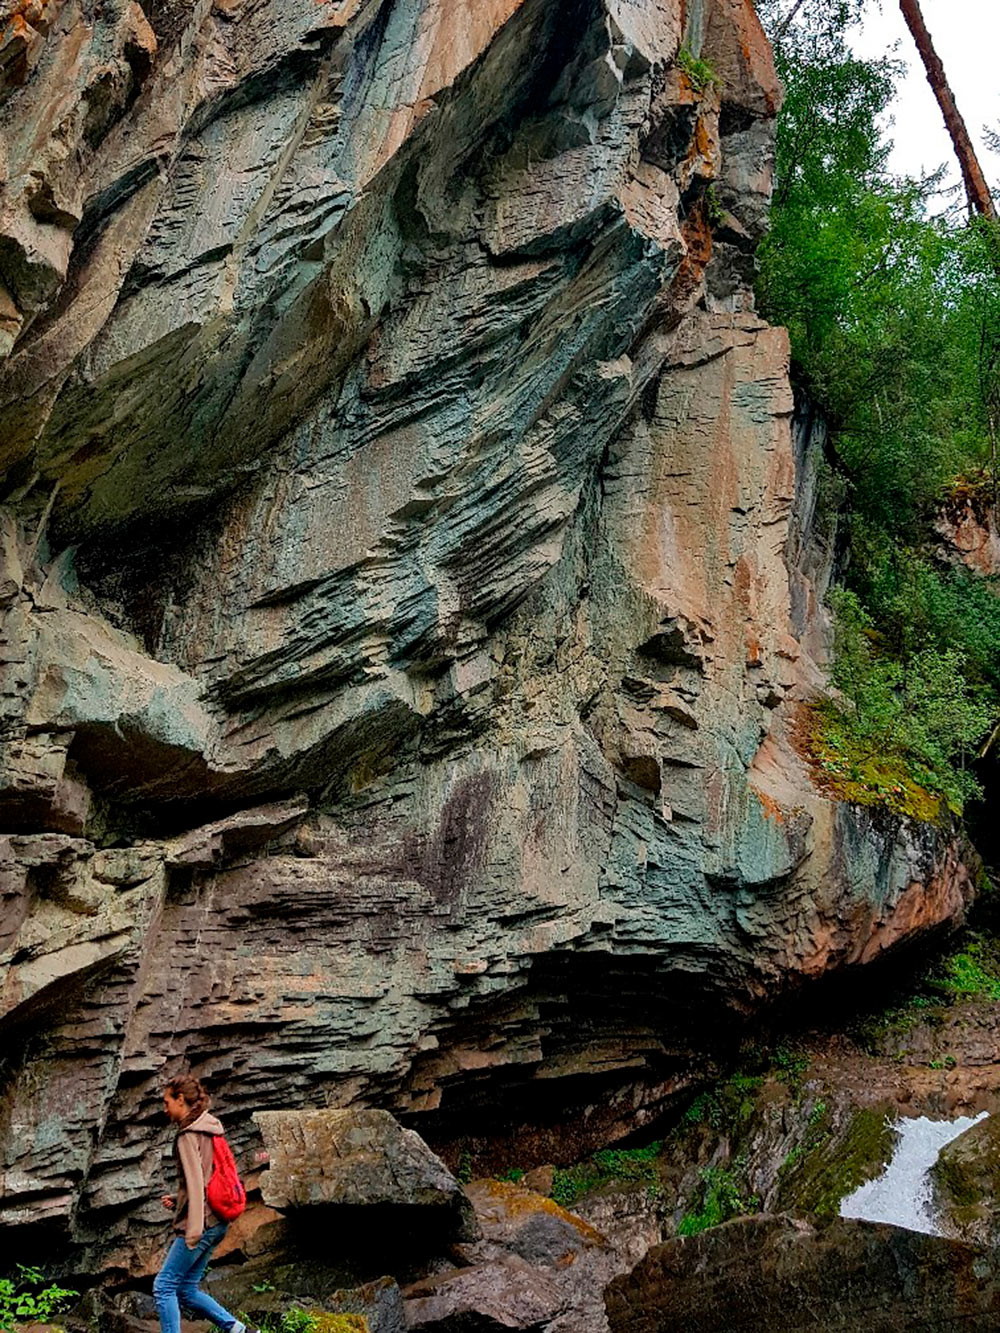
[812,589,992,814]
[550,1142,662,1207]
[676,45,720,92]
[0,1265,78,1331]
[677,1165,758,1236]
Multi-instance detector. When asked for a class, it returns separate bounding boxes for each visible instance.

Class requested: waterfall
[839,1111,988,1235]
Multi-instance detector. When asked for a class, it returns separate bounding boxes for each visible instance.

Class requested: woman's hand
[161,1195,175,1211]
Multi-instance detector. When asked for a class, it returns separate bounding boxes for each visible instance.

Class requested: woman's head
[162,1074,210,1124]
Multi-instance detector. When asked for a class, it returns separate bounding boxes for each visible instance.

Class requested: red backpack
[205,1134,247,1221]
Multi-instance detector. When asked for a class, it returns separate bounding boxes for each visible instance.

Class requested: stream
[839,1111,988,1235]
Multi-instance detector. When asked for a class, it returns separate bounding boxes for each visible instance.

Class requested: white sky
[850,0,1000,208]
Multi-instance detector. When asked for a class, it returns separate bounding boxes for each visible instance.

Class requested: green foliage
[550,1142,662,1207]
[675,45,719,93]
[681,1091,715,1127]
[455,1149,474,1184]
[757,3,1000,818]
[933,935,1000,1000]
[677,1164,758,1237]
[279,1314,317,1333]
[848,535,1000,694]
[808,1099,828,1128]
[497,1167,525,1183]
[0,1265,78,1331]
[773,1045,810,1086]
[680,1072,763,1133]
[705,185,725,228]
[815,588,992,813]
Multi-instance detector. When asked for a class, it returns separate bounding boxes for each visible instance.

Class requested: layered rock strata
[0,0,978,1274]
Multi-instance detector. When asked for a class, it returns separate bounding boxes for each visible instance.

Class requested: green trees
[757,3,1000,814]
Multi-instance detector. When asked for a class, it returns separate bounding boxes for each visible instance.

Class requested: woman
[154,1075,257,1333]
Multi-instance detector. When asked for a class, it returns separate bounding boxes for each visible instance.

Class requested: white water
[839,1112,989,1236]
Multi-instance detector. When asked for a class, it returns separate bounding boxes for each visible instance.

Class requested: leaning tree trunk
[898,0,996,218]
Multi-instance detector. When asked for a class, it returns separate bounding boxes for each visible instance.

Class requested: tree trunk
[898,0,996,218]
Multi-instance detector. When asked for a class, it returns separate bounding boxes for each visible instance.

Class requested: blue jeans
[153,1221,238,1333]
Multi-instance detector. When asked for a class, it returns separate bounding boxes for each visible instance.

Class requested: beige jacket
[172,1109,224,1244]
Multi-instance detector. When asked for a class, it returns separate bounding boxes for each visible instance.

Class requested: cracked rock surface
[0,0,979,1273]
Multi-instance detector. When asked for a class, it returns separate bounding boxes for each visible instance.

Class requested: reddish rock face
[0,0,978,1274]
[936,492,1000,577]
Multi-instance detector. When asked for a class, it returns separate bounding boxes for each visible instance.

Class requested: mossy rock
[775,1102,896,1217]
[302,1315,369,1333]
[930,1114,1000,1244]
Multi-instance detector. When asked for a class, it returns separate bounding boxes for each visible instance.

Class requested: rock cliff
[0,0,979,1273]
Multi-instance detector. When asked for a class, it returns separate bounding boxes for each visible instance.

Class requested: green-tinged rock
[775,1102,897,1217]
[931,1112,1000,1244]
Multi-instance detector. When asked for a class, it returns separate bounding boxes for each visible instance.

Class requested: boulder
[462,1179,607,1267]
[437,1179,633,1332]
[604,1213,1000,1331]
[404,1258,564,1331]
[254,1109,480,1243]
[321,1277,407,1333]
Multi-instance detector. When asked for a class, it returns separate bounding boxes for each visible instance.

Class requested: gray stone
[404,1258,564,1331]
[255,1109,479,1243]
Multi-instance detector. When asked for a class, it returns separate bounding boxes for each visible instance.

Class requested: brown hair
[164,1074,210,1121]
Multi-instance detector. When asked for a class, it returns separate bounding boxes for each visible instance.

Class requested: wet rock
[931,1110,1000,1245]
[604,1213,1000,1331]
[254,1109,480,1243]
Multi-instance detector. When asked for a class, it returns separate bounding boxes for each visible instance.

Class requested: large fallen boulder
[604,1213,1000,1331]
[254,1109,479,1243]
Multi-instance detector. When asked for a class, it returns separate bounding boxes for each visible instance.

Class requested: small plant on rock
[677,1163,758,1237]
[934,936,1000,1001]
[676,45,720,92]
[455,1148,474,1184]
[0,1264,78,1331]
[551,1141,663,1207]
[253,1311,369,1333]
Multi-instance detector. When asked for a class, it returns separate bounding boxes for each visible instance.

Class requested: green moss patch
[797,702,948,823]
[550,1142,663,1207]
[775,1103,896,1217]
